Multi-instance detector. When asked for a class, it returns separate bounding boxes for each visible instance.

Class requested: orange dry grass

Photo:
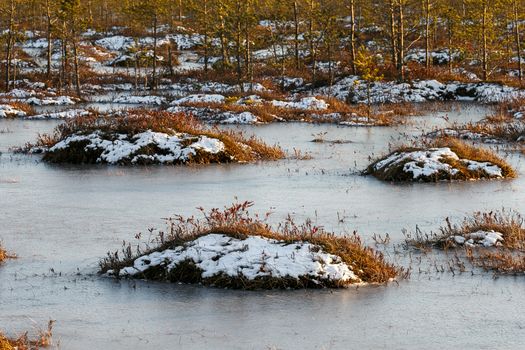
[5,101,34,116]
[467,250,525,274]
[432,137,516,178]
[0,321,54,350]
[0,244,14,264]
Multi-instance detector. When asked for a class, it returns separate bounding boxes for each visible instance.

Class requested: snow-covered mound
[367,147,508,182]
[0,104,27,118]
[405,49,461,65]
[271,97,329,110]
[426,129,502,144]
[219,111,259,124]
[317,77,525,104]
[27,109,89,120]
[25,95,76,106]
[111,233,361,287]
[45,130,230,165]
[451,230,504,247]
[112,95,166,105]
[167,106,260,124]
[171,94,226,105]
[95,35,134,51]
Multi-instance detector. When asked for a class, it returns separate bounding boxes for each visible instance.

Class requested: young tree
[354,47,383,118]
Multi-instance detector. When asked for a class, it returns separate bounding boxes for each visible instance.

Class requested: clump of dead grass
[0,243,15,264]
[100,201,403,289]
[405,209,525,250]
[4,101,35,117]
[466,250,525,275]
[0,321,54,350]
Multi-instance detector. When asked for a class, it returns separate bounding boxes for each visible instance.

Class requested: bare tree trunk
[397,1,405,81]
[424,0,431,71]
[46,0,53,80]
[389,0,398,68]
[481,0,488,81]
[152,13,158,90]
[245,6,253,90]
[293,0,300,69]
[219,2,230,66]
[4,0,15,92]
[349,0,357,74]
[309,0,317,81]
[203,0,209,74]
[513,0,522,83]
[72,35,81,97]
[167,41,174,77]
[235,1,243,90]
[134,53,139,90]
[447,19,453,74]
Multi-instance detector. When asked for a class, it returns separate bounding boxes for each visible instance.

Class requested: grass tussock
[4,101,35,117]
[406,209,525,250]
[366,137,516,182]
[467,250,525,275]
[34,110,285,164]
[0,321,54,350]
[100,201,404,289]
[443,121,525,143]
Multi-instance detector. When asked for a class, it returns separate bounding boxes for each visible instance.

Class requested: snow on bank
[370,147,504,181]
[171,94,226,105]
[426,129,502,144]
[112,95,166,105]
[405,49,461,65]
[271,97,329,110]
[0,104,27,118]
[167,106,260,124]
[316,77,525,104]
[27,109,89,120]
[451,230,504,247]
[114,233,360,285]
[47,130,228,165]
[95,35,134,51]
[25,95,76,106]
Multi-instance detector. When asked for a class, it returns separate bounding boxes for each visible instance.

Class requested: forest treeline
[0,0,524,93]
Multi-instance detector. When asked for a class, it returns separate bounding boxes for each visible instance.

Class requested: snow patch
[117,233,360,284]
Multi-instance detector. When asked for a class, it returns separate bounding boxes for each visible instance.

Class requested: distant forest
[0,0,524,93]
